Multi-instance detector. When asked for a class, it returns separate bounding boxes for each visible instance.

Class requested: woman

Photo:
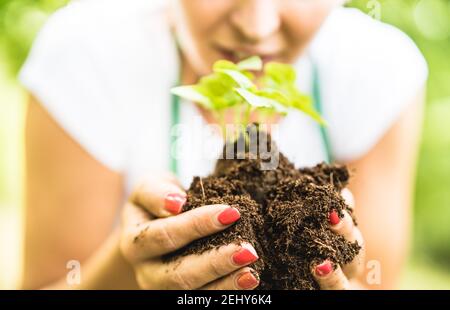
[20,0,427,289]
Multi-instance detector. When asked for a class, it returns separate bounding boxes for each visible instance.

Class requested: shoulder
[28,0,174,64]
[41,0,167,28]
[20,0,177,173]
[313,7,425,60]
[33,0,179,95]
[312,7,428,87]
[310,8,428,161]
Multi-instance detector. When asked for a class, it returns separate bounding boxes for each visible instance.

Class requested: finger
[131,177,186,218]
[329,210,357,242]
[200,267,260,290]
[342,236,366,279]
[123,204,241,261]
[341,188,355,210]
[121,201,153,228]
[141,243,259,290]
[312,260,350,290]
[161,172,184,188]
[329,210,365,279]
[120,202,153,262]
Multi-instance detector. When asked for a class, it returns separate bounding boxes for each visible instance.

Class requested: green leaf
[257,88,291,106]
[237,56,263,71]
[264,62,296,85]
[197,74,242,109]
[213,60,238,71]
[297,104,327,125]
[290,95,327,125]
[171,85,213,110]
[235,88,288,114]
[173,56,326,127]
[215,69,256,89]
[198,74,232,96]
[214,56,263,72]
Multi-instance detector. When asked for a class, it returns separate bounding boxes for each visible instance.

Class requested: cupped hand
[311,188,366,290]
[119,174,260,290]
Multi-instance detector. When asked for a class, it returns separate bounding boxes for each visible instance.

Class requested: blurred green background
[0,0,449,289]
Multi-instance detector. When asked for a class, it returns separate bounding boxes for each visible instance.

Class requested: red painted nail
[218,207,240,225]
[237,272,259,289]
[232,246,258,265]
[315,261,333,277]
[164,193,186,214]
[329,210,340,226]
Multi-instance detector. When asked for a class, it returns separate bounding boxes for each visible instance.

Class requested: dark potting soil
[165,130,361,290]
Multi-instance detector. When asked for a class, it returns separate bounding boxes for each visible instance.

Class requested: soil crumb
[165,129,361,290]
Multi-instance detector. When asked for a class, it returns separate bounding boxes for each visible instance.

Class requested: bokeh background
[1,0,449,289]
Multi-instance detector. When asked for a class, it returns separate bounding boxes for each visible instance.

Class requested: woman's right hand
[119,174,260,290]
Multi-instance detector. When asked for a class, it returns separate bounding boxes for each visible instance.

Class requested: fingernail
[164,193,186,214]
[218,207,240,225]
[237,271,259,289]
[232,244,258,265]
[315,260,333,277]
[329,210,340,226]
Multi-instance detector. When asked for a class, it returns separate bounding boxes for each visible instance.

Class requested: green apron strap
[311,62,333,164]
[170,89,180,175]
[170,31,183,176]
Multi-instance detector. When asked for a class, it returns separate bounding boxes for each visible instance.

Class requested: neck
[180,54,199,86]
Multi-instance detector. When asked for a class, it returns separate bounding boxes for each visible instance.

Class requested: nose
[230,0,281,43]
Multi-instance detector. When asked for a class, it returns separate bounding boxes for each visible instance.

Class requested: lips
[213,43,281,63]
[215,45,240,62]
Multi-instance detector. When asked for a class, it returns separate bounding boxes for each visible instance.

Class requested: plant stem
[217,110,226,141]
[244,105,251,126]
[234,104,243,142]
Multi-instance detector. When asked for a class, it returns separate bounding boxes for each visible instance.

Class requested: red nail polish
[237,272,259,289]
[232,247,258,265]
[315,261,333,277]
[218,208,240,225]
[164,193,186,214]
[329,210,340,226]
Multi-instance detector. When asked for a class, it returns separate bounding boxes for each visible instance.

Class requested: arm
[24,95,256,290]
[347,89,425,289]
[23,95,138,289]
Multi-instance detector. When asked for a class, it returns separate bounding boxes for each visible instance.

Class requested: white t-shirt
[19,0,428,194]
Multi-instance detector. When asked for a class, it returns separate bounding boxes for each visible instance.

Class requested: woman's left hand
[311,188,366,290]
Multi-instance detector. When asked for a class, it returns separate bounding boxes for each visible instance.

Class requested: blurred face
[171,0,344,75]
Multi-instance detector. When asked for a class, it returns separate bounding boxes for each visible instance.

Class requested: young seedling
[171,56,326,141]
[167,57,361,290]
